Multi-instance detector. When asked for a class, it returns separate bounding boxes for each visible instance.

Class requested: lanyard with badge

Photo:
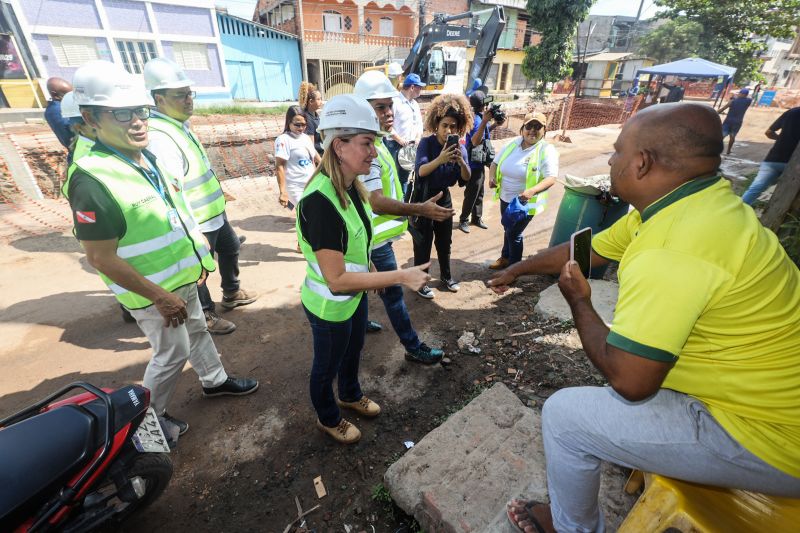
[109,147,185,233]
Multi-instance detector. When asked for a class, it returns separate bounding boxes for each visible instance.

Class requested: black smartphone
[482,95,494,104]
[446,134,459,148]
[570,227,592,278]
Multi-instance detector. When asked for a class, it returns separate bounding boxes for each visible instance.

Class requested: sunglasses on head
[524,122,544,131]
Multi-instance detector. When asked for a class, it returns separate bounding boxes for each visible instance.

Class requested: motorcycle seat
[0,404,97,530]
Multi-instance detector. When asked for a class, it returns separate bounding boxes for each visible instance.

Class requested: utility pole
[296,0,308,83]
[625,0,646,52]
[418,0,425,33]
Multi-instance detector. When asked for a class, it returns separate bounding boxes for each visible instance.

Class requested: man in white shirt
[387,74,425,193]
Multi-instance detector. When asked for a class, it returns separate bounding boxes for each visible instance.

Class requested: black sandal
[506,499,547,533]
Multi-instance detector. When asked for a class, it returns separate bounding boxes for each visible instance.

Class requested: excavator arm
[403,6,506,92]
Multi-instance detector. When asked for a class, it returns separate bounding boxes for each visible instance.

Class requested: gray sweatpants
[542,386,800,533]
[129,283,227,415]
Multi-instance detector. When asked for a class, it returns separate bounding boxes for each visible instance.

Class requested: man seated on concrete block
[488,102,800,533]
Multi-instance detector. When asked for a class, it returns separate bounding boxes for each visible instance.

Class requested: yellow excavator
[366,5,506,95]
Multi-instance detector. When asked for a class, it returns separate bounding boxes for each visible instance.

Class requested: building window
[173,42,210,71]
[365,18,373,32]
[379,17,393,36]
[116,40,157,74]
[344,16,352,31]
[323,10,343,32]
[49,36,99,67]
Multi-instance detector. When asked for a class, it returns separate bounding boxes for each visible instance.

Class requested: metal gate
[321,61,373,97]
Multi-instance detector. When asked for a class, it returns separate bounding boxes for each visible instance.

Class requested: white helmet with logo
[73,60,153,108]
[354,70,400,100]
[143,57,193,91]
[318,94,381,150]
[60,91,81,119]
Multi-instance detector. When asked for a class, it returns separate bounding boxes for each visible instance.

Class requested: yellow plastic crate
[618,471,800,533]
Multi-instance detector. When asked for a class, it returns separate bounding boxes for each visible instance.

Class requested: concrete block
[384,383,546,532]
[534,280,618,326]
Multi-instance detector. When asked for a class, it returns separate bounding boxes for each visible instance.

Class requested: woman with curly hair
[298,81,324,155]
[412,93,472,297]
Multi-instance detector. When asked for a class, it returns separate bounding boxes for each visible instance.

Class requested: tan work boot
[489,257,510,270]
[221,288,257,309]
[337,396,381,418]
[205,311,236,335]
[316,419,361,444]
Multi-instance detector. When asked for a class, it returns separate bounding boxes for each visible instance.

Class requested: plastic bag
[501,197,531,229]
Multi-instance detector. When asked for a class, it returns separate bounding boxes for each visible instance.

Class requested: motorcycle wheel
[109,452,173,522]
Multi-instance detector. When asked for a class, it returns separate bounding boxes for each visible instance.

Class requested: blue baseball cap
[403,73,425,87]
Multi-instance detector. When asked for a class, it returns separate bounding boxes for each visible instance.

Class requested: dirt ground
[0,105,783,532]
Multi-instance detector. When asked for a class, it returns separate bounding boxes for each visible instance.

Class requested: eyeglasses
[167,91,196,100]
[100,107,151,123]
[524,122,544,131]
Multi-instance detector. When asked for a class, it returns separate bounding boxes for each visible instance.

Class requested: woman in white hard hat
[296,94,431,444]
[488,112,558,270]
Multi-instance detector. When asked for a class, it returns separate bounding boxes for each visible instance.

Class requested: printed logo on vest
[130,194,159,209]
[75,211,96,224]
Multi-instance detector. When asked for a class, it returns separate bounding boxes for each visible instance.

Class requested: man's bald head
[627,102,723,172]
[46,77,72,101]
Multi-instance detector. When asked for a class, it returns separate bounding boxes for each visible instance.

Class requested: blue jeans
[500,200,533,264]
[742,161,786,205]
[370,242,421,351]
[304,296,367,427]
[542,387,800,532]
[197,213,241,312]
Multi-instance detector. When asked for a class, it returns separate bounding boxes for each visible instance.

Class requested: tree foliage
[522,0,595,92]
[653,0,800,83]
[637,19,703,64]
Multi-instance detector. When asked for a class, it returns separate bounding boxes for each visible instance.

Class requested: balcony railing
[304,29,413,48]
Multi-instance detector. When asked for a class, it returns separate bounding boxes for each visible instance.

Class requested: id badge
[167,209,182,231]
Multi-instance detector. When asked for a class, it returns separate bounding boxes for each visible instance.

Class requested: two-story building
[6,0,233,104]
[256,0,418,96]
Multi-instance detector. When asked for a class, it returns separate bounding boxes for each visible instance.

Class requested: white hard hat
[388,62,403,77]
[73,60,153,108]
[60,91,81,119]
[143,57,193,91]
[318,94,381,150]
[354,70,400,100]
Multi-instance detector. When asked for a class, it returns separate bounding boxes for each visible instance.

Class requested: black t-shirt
[765,107,800,163]
[304,110,323,155]
[298,186,372,255]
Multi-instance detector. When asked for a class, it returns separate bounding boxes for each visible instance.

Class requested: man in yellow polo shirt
[489,102,800,533]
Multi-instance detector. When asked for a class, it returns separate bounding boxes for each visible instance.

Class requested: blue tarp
[637,57,736,79]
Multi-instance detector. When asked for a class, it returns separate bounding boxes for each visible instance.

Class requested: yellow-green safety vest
[372,138,408,248]
[494,138,550,216]
[148,112,226,226]
[67,149,216,309]
[297,174,373,322]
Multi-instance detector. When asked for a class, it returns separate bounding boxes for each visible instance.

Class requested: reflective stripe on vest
[494,139,550,216]
[70,149,216,309]
[297,174,373,322]
[148,113,226,224]
[371,140,408,247]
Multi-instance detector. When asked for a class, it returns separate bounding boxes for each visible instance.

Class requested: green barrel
[548,187,630,278]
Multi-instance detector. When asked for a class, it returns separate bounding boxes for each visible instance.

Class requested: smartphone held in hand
[570,228,592,278]
[446,134,459,148]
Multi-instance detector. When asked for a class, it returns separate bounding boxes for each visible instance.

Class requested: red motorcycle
[0,382,173,532]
